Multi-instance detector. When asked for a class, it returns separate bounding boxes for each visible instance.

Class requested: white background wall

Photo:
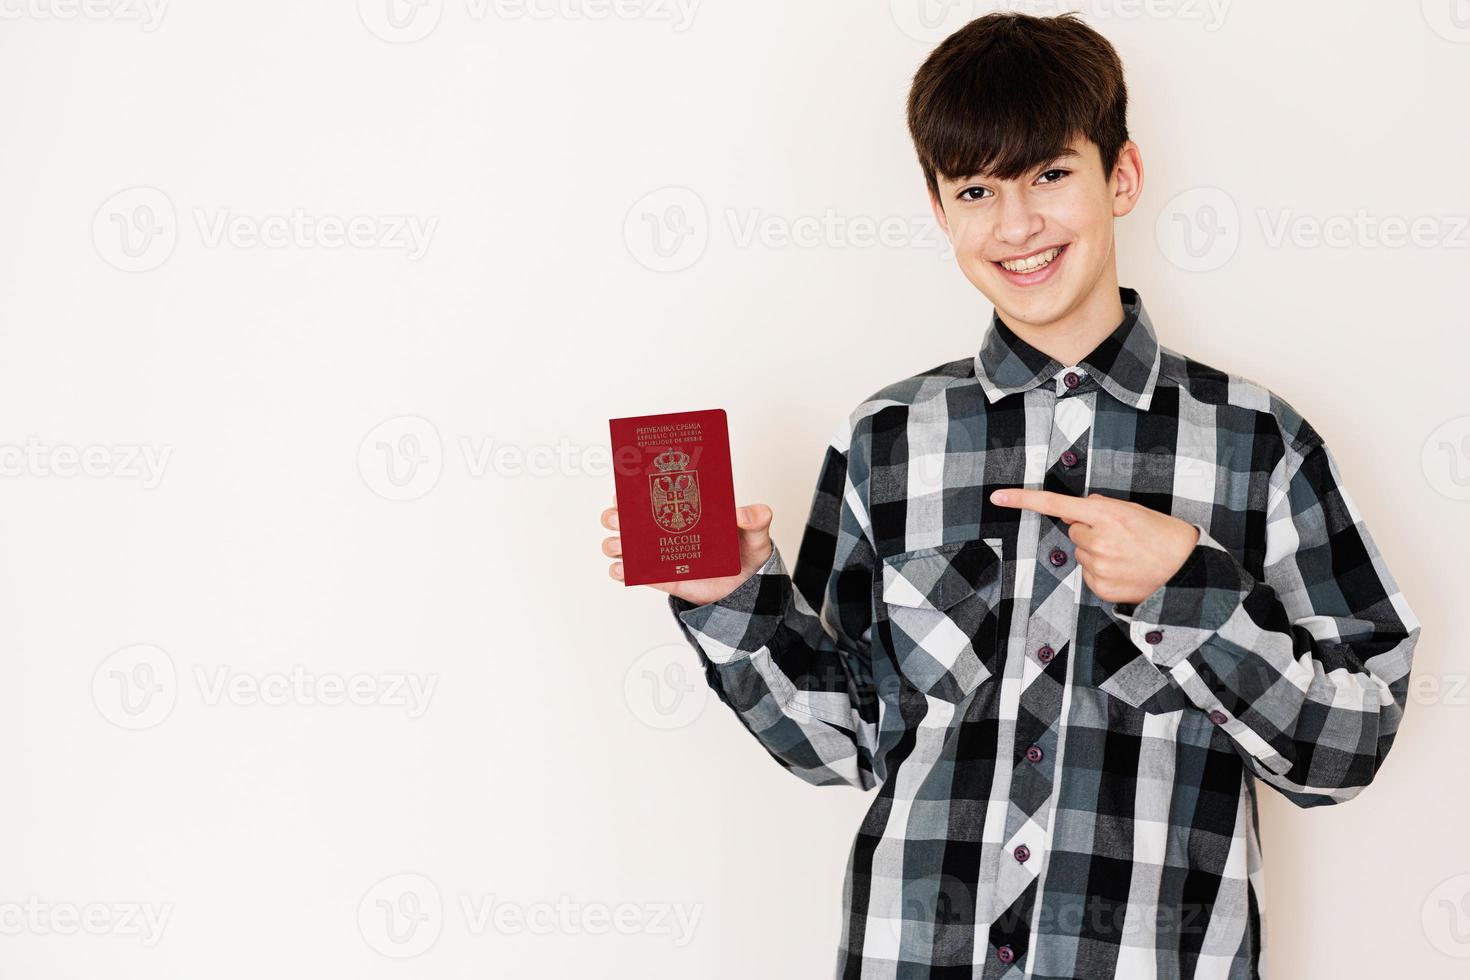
[0,1,1465,976]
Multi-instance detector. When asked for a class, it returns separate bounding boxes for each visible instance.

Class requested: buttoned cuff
[668,544,788,664]
[1107,523,1252,669]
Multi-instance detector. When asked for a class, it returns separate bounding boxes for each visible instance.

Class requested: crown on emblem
[652,448,691,472]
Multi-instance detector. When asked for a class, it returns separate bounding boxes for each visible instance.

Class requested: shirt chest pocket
[877,536,1005,703]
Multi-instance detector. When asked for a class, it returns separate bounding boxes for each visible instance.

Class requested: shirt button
[1064,371,1081,389]
[1145,629,1164,644]
[1037,645,1054,664]
[997,945,1016,964]
[1013,844,1030,863]
[1209,709,1229,725]
[1025,745,1044,763]
[1060,450,1078,467]
[1049,548,1067,567]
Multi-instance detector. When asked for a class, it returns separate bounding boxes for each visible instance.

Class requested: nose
[992,191,1043,252]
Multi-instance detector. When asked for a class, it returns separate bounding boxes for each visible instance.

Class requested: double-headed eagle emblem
[650,447,701,533]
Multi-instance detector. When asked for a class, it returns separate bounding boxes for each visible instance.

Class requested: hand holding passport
[603,408,773,603]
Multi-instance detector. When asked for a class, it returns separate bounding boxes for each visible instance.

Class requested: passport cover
[608,408,740,587]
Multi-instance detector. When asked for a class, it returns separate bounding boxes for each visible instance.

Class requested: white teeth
[1000,246,1062,273]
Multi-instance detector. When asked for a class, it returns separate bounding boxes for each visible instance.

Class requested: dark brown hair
[906,12,1129,201]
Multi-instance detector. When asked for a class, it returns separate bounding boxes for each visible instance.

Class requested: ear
[1110,140,1144,219]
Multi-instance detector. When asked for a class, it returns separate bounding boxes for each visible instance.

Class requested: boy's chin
[968,269,1073,324]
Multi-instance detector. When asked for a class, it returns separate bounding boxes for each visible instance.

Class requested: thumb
[736,503,773,533]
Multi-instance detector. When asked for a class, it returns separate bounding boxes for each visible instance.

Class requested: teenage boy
[600,12,1420,978]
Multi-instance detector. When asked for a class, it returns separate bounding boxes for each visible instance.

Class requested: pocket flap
[1092,617,1186,712]
[881,537,1002,611]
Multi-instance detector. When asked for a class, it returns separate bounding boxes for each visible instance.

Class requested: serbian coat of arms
[649,448,701,533]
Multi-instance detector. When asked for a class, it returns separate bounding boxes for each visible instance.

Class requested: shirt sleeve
[667,419,880,790]
[1109,432,1421,807]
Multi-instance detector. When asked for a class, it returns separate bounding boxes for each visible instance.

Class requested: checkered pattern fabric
[668,286,1420,979]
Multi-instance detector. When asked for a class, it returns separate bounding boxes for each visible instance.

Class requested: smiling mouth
[994,244,1067,273]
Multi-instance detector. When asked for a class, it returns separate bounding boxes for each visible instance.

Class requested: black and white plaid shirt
[668,286,1421,979]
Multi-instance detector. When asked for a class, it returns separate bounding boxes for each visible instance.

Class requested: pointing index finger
[990,488,1096,525]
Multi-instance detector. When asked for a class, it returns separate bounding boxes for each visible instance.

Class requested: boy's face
[928,136,1142,331]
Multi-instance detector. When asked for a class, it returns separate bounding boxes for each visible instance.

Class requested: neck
[999,270,1125,368]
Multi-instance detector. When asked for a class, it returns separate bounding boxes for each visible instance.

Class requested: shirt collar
[974,286,1161,411]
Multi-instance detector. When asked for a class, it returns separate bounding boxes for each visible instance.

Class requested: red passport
[608,408,741,587]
